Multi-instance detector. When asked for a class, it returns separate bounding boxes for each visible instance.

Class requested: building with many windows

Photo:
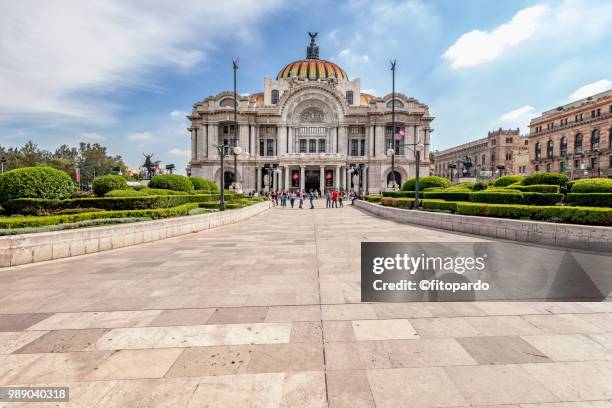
[528,89,612,178]
[187,34,432,193]
[433,129,527,180]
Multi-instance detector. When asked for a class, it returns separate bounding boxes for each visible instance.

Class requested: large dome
[276,59,348,81]
[276,32,348,81]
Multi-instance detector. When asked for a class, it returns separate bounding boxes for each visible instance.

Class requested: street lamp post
[388,142,424,208]
[390,59,398,188]
[214,144,242,211]
[232,58,239,185]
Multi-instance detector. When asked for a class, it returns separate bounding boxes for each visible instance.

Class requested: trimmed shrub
[522,192,563,206]
[402,176,450,191]
[382,191,415,198]
[565,193,612,207]
[421,200,458,213]
[0,203,199,230]
[492,175,524,187]
[522,172,569,186]
[381,197,416,208]
[148,174,193,192]
[189,177,219,192]
[472,182,489,191]
[468,191,524,204]
[0,166,74,204]
[104,189,148,197]
[570,178,612,193]
[362,195,383,203]
[92,174,127,197]
[505,184,560,193]
[423,191,470,202]
[0,217,152,236]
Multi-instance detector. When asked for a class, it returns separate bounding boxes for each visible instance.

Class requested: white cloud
[170,110,188,118]
[0,0,283,123]
[128,132,154,141]
[499,105,536,134]
[568,79,611,101]
[361,89,377,95]
[335,49,370,70]
[168,148,190,157]
[442,5,548,69]
[81,132,106,141]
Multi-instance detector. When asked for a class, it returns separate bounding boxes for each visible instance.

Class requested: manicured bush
[104,189,148,197]
[570,178,612,193]
[468,191,524,204]
[492,175,524,187]
[522,172,569,186]
[423,191,470,202]
[565,193,612,207]
[0,203,199,229]
[472,182,489,191]
[3,194,224,215]
[148,174,193,192]
[0,217,152,236]
[402,176,450,191]
[381,197,416,208]
[0,166,74,204]
[522,192,564,206]
[189,177,219,192]
[382,191,415,198]
[362,195,382,203]
[92,174,127,197]
[455,202,612,226]
[448,182,475,190]
[505,184,560,193]
[421,200,458,213]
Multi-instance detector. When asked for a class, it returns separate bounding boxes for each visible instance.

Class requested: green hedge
[402,176,450,191]
[565,193,612,207]
[570,178,612,193]
[455,202,612,226]
[189,177,219,192]
[149,174,193,192]
[493,175,524,187]
[381,197,416,208]
[382,191,415,198]
[92,175,127,197]
[423,191,470,202]
[421,200,458,212]
[522,172,569,186]
[522,192,564,206]
[0,217,152,236]
[362,195,383,203]
[505,184,560,193]
[0,166,75,204]
[3,194,225,215]
[0,203,199,229]
[468,191,524,204]
[105,188,185,197]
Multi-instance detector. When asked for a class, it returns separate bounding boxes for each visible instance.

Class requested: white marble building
[187,34,433,194]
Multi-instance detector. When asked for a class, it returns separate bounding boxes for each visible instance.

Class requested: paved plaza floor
[1,200,611,407]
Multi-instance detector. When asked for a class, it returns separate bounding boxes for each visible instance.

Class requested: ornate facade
[187,34,433,194]
[433,129,527,180]
[528,89,612,178]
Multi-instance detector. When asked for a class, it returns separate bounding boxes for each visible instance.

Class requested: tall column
[338,126,347,156]
[285,165,290,190]
[200,124,208,158]
[335,165,340,190]
[288,127,293,154]
[249,125,255,156]
[375,125,385,158]
[364,167,369,193]
[191,129,196,161]
[278,126,287,155]
[256,167,262,192]
[319,165,325,193]
[209,124,219,160]
[300,165,305,191]
[342,166,347,190]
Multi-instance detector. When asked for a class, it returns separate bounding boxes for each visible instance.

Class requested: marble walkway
[0,200,611,407]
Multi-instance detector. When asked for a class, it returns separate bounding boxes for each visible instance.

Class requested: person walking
[271,191,277,207]
[332,190,339,208]
[281,191,288,208]
[289,191,295,208]
[298,190,304,209]
[308,190,315,209]
[339,191,344,208]
[325,191,331,208]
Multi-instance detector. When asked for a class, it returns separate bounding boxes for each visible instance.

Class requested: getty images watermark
[361,242,611,302]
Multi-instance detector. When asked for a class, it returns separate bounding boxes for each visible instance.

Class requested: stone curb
[354,200,612,252]
[0,201,271,268]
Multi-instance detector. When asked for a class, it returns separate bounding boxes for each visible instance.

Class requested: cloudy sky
[1,0,611,172]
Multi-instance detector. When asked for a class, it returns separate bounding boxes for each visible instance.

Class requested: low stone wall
[354,200,611,252]
[0,201,270,268]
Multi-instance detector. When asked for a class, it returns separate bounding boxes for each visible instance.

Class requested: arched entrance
[387,171,401,188]
[305,169,320,192]
[223,171,235,189]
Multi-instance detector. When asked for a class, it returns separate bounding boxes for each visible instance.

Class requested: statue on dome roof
[306,32,319,59]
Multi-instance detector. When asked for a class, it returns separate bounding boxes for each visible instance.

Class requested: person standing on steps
[332,190,339,208]
[338,191,344,208]
[289,191,295,208]
[308,190,315,209]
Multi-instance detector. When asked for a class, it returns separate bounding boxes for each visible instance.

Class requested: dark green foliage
[522,192,564,205]
[522,172,569,186]
[92,175,127,197]
[565,193,612,207]
[148,174,193,192]
[423,191,470,202]
[421,200,458,212]
[472,182,489,191]
[401,176,450,191]
[505,184,560,193]
[0,217,152,236]
[0,166,74,204]
[492,175,524,187]
[468,191,524,204]
[362,195,383,203]
[104,188,185,197]
[188,177,219,192]
[570,178,612,193]
[382,191,415,198]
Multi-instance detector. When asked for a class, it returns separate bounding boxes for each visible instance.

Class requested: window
[491,151,496,163]
[546,163,552,172]
[535,141,541,159]
[596,108,601,117]
[575,159,580,169]
[575,134,583,153]
[547,140,554,159]
[219,98,235,108]
[271,90,279,105]
[346,91,353,105]
[259,139,264,156]
[385,126,403,154]
[309,139,316,153]
[350,139,358,156]
[299,139,307,153]
[591,110,596,118]
[266,139,274,156]
[506,137,513,143]
[591,129,600,150]
[318,139,326,153]
[591,157,597,169]
[386,99,404,109]
[560,136,567,156]
[360,139,365,156]
[481,154,486,165]
[535,164,540,171]
[505,151,512,160]
[491,139,496,146]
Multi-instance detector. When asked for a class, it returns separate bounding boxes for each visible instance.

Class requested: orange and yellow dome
[276,59,348,81]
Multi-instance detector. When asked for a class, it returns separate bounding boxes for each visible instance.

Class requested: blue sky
[1,0,611,173]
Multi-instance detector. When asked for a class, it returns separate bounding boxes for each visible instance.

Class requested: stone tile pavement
[0,200,611,407]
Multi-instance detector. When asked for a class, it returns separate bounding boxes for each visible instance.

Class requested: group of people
[261,189,357,209]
